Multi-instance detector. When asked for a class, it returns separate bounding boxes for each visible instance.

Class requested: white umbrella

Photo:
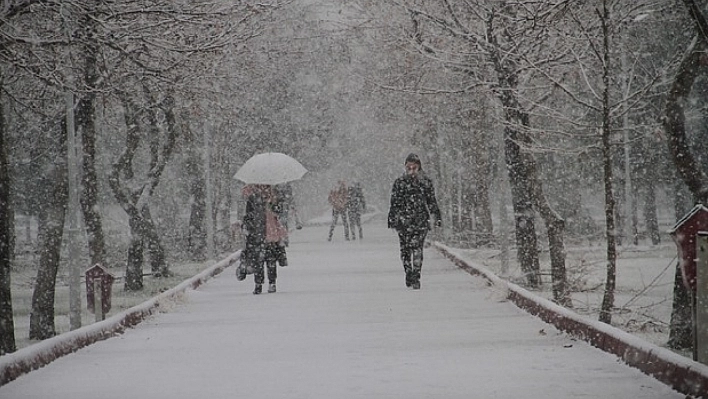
[233,152,308,185]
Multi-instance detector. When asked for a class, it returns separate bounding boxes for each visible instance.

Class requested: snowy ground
[453,235,680,352]
[0,222,687,398]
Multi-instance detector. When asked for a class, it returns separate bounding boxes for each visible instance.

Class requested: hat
[405,153,421,167]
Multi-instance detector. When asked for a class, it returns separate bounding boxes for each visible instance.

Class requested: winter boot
[253,284,262,295]
[268,283,277,293]
[405,272,413,288]
[410,273,421,290]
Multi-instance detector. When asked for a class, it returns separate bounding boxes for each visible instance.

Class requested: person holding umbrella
[234,152,307,294]
[240,184,288,294]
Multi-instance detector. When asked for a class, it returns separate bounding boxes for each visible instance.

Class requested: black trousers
[348,211,362,239]
[397,228,428,282]
[253,243,285,285]
[328,208,349,240]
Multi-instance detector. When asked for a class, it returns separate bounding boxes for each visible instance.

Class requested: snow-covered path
[1,222,684,398]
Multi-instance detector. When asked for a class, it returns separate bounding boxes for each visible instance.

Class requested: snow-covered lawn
[453,239,680,352]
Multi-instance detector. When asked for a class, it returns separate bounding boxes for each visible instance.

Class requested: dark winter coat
[387,171,442,233]
[347,184,366,215]
[241,191,267,268]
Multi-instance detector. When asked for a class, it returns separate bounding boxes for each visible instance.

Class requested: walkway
[0,222,684,398]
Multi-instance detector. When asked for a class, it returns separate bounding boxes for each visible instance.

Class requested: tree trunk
[141,100,170,276]
[471,123,493,246]
[141,206,168,276]
[674,175,692,220]
[528,161,570,307]
[451,168,462,233]
[547,219,570,306]
[662,0,708,351]
[668,264,694,350]
[662,28,708,346]
[643,180,660,245]
[184,119,207,260]
[29,123,68,340]
[125,215,144,291]
[495,71,541,285]
[0,78,16,354]
[188,185,207,258]
[614,172,625,247]
[663,37,708,203]
[123,207,167,292]
[599,1,618,324]
[488,27,541,286]
[110,92,177,289]
[631,185,639,246]
[215,146,233,251]
[460,172,475,246]
[505,129,540,286]
[77,14,106,267]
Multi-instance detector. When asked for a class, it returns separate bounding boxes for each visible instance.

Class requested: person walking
[387,153,442,289]
[327,180,350,241]
[347,181,366,240]
[240,185,288,294]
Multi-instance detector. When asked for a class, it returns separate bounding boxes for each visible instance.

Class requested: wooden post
[93,279,103,322]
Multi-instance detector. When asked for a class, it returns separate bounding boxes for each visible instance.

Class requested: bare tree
[663,0,708,350]
[109,89,178,290]
[0,0,56,355]
[29,116,68,339]
[0,0,74,347]
[396,1,574,296]
[183,113,208,260]
[0,71,15,354]
[74,7,106,268]
[596,0,618,323]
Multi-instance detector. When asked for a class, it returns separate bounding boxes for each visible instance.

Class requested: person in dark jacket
[240,185,288,294]
[347,182,366,240]
[387,153,442,289]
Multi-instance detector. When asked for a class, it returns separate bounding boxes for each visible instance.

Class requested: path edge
[0,251,240,387]
[433,242,708,398]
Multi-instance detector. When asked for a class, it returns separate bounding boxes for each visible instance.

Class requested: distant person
[327,180,350,241]
[239,185,288,294]
[387,153,442,289]
[347,181,366,240]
